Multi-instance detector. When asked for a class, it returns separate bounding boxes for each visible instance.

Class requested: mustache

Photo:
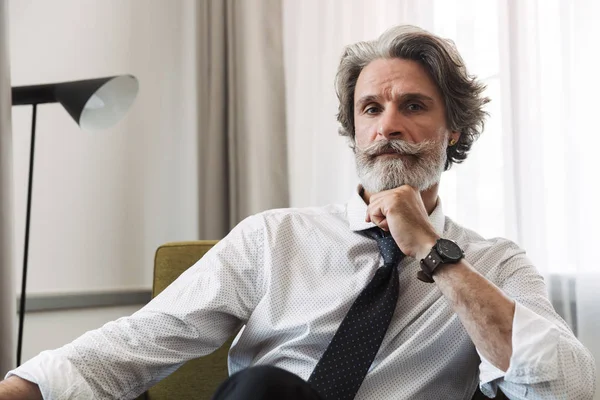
[358,139,438,158]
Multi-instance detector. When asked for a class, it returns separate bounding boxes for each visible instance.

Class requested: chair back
[147,241,232,400]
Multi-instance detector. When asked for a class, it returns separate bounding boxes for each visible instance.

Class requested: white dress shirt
[7,190,596,399]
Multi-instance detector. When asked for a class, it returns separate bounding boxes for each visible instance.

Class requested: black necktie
[308,228,404,400]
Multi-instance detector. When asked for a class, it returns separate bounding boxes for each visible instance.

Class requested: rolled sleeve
[479,302,560,394]
[478,302,595,399]
[5,348,94,400]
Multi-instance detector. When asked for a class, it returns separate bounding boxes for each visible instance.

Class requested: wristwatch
[418,238,465,283]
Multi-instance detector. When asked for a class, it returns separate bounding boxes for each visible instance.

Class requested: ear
[449,131,460,146]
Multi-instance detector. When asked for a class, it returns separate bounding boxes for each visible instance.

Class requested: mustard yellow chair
[144,241,232,400]
[142,241,499,400]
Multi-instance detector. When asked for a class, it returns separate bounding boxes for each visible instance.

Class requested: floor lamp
[11,75,139,366]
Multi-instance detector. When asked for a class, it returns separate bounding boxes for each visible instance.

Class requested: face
[353,58,459,193]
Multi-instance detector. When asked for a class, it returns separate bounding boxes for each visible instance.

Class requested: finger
[365,204,383,222]
[367,205,386,224]
[370,214,387,229]
[377,218,389,231]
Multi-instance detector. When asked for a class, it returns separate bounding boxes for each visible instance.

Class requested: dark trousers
[211,366,324,400]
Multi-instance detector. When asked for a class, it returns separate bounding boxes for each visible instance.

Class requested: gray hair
[335,25,489,170]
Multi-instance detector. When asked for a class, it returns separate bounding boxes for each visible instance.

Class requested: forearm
[433,259,515,371]
[0,376,42,400]
[432,254,595,399]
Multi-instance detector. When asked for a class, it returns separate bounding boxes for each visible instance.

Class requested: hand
[365,185,439,259]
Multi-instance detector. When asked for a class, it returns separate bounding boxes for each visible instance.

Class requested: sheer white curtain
[502,2,600,394]
[283,0,600,392]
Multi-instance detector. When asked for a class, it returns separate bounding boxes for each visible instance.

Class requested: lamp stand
[17,103,37,367]
[11,75,138,367]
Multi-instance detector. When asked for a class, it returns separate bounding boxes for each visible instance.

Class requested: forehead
[354,58,442,104]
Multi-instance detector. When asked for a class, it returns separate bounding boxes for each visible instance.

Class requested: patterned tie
[308,228,405,400]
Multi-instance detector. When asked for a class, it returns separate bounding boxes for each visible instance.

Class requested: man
[0,25,595,400]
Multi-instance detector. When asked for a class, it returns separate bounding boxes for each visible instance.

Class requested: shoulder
[219,203,347,252]
[256,203,346,219]
[250,203,347,230]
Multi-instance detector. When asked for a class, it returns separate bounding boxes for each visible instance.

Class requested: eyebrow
[355,92,435,109]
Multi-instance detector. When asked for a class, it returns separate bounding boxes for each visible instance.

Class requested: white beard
[355,138,447,193]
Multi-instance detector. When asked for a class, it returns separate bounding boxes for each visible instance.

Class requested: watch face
[436,239,463,260]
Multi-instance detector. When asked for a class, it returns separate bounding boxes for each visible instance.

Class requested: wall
[9,0,199,361]
[21,305,142,363]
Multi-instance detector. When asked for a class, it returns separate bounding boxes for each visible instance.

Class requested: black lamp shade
[10,74,139,368]
[12,75,139,131]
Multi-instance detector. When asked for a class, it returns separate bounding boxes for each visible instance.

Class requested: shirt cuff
[5,348,95,400]
[479,302,560,389]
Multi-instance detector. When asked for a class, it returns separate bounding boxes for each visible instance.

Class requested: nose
[377,108,405,140]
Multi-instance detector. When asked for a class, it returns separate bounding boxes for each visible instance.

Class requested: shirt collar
[346,185,446,236]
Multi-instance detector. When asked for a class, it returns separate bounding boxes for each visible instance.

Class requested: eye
[364,105,381,115]
[406,103,424,112]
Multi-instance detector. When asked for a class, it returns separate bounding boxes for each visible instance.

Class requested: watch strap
[418,248,444,283]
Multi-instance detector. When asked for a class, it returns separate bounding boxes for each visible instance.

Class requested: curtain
[500,2,600,395]
[283,0,600,395]
[196,0,289,239]
[0,0,15,377]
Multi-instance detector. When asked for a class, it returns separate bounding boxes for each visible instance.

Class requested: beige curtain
[196,0,288,239]
[0,0,15,377]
